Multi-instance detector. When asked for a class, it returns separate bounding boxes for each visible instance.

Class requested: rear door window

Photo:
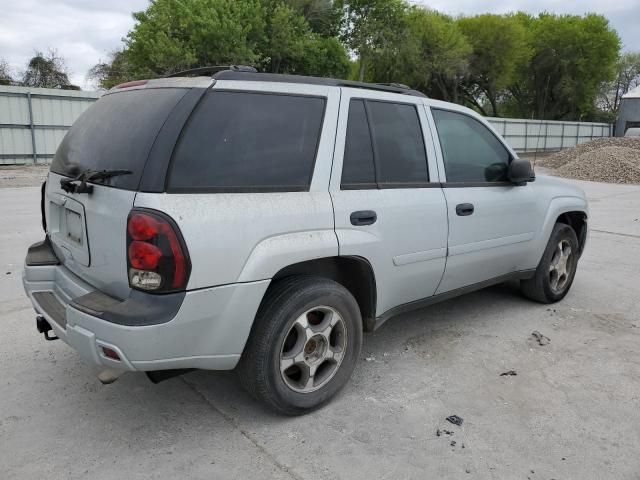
[51,88,188,190]
[367,101,429,186]
[168,91,326,192]
[341,99,429,189]
[341,100,376,188]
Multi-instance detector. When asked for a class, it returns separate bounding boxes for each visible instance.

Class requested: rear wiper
[60,169,132,194]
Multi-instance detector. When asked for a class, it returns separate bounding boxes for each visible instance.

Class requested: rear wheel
[520,223,579,303]
[238,276,362,415]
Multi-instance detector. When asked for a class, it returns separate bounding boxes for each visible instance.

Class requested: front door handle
[350,210,377,226]
[456,203,474,216]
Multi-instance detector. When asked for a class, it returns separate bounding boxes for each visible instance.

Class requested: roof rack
[165,65,257,78]
[163,65,426,97]
[212,70,427,98]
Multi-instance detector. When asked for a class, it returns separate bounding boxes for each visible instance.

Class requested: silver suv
[23,67,588,414]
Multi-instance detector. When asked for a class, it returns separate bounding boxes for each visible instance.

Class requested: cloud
[0,0,148,88]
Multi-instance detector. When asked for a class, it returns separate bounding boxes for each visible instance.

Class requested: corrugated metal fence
[0,85,614,163]
[487,117,613,153]
[0,85,99,165]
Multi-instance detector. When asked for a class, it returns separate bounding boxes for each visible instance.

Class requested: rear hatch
[46,87,189,299]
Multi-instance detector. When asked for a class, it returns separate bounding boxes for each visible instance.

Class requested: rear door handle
[350,210,377,226]
[456,203,474,216]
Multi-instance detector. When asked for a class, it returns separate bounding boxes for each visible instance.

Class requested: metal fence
[487,117,613,153]
[0,85,100,165]
[0,85,615,163]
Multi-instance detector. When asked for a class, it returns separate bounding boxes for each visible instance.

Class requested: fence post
[560,122,565,150]
[543,121,548,151]
[27,92,37,164]
[575,122,579,147]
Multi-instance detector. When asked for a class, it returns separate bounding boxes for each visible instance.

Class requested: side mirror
[508,158,535,184]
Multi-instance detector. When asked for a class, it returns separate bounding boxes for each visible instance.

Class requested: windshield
[51,88,187,190]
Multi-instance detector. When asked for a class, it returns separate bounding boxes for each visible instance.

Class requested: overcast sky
[1,0,639,89]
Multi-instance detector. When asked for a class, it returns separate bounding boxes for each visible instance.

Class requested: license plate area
[49,194,91,267]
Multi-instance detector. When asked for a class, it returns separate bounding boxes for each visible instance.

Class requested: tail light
[126,209,191,293]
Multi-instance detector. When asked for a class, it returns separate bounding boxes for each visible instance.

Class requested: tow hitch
[36,315,59,341]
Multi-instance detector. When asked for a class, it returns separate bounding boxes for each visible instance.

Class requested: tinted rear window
[51,88,187,190]
[168,91,326,192]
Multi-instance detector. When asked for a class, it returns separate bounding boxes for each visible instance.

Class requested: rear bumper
[23,241,269,371]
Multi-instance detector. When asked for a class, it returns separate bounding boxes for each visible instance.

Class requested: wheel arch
[555,211,588,256]
[270,256,378,332]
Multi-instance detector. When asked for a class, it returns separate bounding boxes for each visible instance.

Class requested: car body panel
[24,76,589,373]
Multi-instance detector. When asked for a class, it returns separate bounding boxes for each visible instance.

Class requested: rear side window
[367,101,429,185]
[341,99,429,189]
[51,88,188,190]
[168,91,326,192]
[341,100,376,188]
[432,109,510,183]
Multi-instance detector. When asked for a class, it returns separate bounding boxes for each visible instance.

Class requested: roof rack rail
[165,65,257,78]
[374,82,412,90]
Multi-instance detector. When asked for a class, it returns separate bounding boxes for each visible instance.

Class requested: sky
[0,0,639,90]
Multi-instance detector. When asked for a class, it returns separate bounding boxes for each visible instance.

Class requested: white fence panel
[0,86,615,164]
[0,85,99,164]
[487,117,613,153]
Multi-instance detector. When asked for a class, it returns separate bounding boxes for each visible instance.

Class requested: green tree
[457,14,530,116]
[510,13,620,120]
[123,0,265,78]
[286,0,342,36]
[90,0,349,87]
[0,58,14,85]
[87,50,134,90]
[21,50,78,89]
[341,0,407,81]
[368,7,470,101]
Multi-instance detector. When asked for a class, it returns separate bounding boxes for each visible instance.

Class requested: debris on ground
[436,429,454,437]
[531,331,551,346]
[364,356,375,362]
[450,440,456,447]
[446,415,464,426]
[500,370,518,376]
[537,137,640,184]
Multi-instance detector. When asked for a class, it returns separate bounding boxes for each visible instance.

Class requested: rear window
[51,88,188,190]
[167,91,326,192]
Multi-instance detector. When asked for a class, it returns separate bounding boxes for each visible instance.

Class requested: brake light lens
[128,241,162,270]
[126,209,191,292]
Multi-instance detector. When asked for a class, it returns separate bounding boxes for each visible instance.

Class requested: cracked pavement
[1,174,639,479]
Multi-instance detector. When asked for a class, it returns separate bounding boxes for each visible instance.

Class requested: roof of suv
[165,65,427,98]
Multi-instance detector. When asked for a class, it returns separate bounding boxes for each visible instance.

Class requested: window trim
[165,89,328,194]
[431,107,514,187]
[340,97,435,190]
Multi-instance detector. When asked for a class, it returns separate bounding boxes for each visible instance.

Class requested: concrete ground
[1,170,639,480]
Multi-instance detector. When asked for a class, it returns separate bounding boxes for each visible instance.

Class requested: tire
[237,275,363,415]
[520,222,579,303]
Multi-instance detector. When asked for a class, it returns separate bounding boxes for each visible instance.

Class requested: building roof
[622,85,640,99]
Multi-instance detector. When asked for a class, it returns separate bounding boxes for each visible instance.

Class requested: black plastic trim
[70,289,185,326]
[26,238,59,266]
[139,87,209,192]
[373,269,536,330]
[441,181,515,188]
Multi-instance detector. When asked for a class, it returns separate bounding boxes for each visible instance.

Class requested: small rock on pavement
[500,370,517,376]
[531,331,551,346]
[446,415,464,426]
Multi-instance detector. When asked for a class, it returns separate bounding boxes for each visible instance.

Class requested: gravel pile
[538,137,640,184]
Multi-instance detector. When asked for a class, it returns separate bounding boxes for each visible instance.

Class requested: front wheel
[237,276,362,415]
[520,222,579,303]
